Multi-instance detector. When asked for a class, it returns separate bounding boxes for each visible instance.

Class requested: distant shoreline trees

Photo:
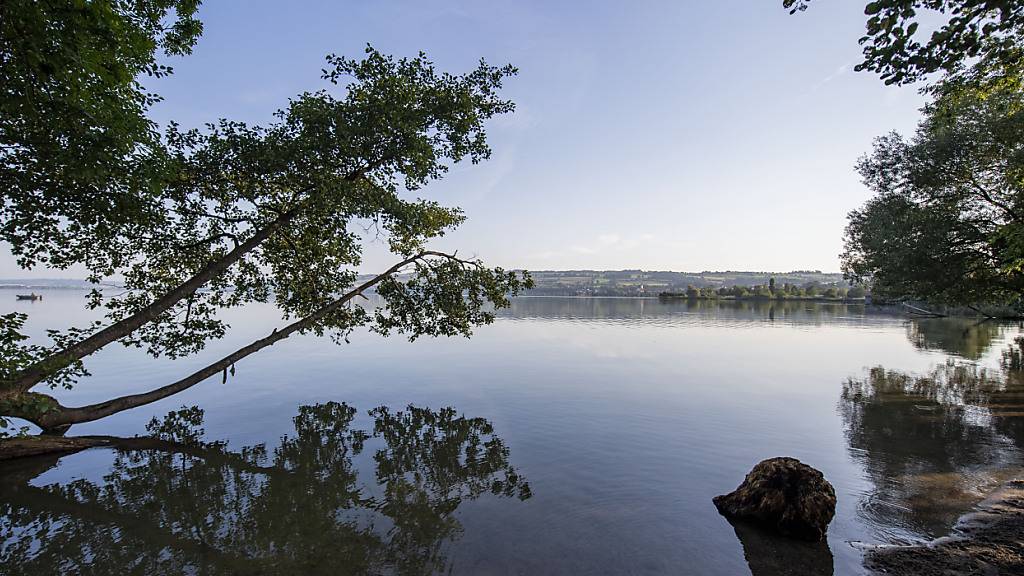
[660,279,867,302]
[525,270,851,297]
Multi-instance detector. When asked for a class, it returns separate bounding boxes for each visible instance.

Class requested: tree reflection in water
[840,337,1024,541]
[0,403,530,575]
[904,317,1005,360]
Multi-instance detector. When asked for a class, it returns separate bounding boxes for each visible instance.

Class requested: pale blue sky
[4,1,927,277]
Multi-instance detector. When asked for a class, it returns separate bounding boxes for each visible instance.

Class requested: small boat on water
[16,293,42,301]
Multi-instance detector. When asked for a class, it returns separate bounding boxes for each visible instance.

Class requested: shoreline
[864,478,1024,575]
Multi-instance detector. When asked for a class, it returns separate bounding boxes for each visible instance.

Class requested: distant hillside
[0,272,850,298]
[525,270,847,296]
[0,278,120,289]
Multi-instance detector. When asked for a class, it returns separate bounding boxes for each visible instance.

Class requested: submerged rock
[713,457,836,541]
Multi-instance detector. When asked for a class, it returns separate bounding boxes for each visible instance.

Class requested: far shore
[657,292,868,304]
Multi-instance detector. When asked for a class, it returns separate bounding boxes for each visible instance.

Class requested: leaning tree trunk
[1,251,444,435]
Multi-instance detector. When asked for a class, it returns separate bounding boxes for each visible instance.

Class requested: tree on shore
[789,0,1024,309]
[0,1,530,435]
[842,81,1024,305]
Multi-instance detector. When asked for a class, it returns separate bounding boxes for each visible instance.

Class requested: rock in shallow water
[713,457,836,542]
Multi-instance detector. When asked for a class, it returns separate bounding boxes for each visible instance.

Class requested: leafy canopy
[0,3,531,433]
[99,48,523,360]
[842,77,1024,306]
[787,1,1024,308]
[1,0,203,269]
[785,0,1024,86]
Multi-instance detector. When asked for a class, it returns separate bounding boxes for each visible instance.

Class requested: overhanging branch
[5,165,376,394]
[30,251,462,429]
[4,208,298,394]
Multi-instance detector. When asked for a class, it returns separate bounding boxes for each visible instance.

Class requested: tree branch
[5,163,388,394]
[4,208,299,394]
[31,251,460,429]
[170,206,253,224]
[967,176,1021,223]
[176,232,242,251]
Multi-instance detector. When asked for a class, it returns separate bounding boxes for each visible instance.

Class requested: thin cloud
[808,63,850,94]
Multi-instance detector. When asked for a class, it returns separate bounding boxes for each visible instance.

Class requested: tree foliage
[1,0,203,269]
[842,74,1024,306]
[785,0,1024,86]
[0,4,531,434]
[788,1,1024,308]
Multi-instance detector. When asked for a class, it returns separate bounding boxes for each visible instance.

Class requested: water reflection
[501,299,1021,359]
[503,297,873,329]
[728,520,834,576]
[7,293,1024,575]
[0,403,530,575]
[905,318,1007,360]
[840,338,1024,542]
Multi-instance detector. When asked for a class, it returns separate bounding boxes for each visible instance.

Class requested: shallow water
[2,293,1023,575]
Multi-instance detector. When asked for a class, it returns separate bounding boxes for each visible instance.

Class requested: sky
[3,0,929,277]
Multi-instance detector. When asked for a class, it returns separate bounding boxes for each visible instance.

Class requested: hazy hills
[526,270,846,296]
[1,270,848,298]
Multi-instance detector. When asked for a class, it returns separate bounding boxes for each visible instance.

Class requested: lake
[2,293,1023,575]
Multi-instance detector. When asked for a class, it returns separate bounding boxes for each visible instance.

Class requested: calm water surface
[2,293,1024,575]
